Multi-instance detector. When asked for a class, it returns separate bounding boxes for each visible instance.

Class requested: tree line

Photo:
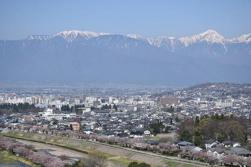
[0,136,65,167]
[178,114,248,147]
[0,103,41,114]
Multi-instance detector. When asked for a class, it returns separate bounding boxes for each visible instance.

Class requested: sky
[0,0,251,40]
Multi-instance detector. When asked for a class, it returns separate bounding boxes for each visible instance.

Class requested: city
[0,83,251,166]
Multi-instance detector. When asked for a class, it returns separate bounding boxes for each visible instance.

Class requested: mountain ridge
[25,29,251,44]
[0,29,250,86]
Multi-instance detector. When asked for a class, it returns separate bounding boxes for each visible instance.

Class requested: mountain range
[0,29,250,86]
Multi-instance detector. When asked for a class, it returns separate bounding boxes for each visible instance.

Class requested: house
[233,143,241,148]
[146,140,159,145]
[160,96,179,107]
[222,141,241,148]
[207,147,225,160]
[69,122,80,131]
[222,140,233,148]
[205,141,221,149]
[229,147,251,157]
[144,130,151,136]
[191,146,203,153]
[177,141,194,147]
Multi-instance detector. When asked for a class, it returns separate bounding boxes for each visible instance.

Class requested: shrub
[128,161,151,167]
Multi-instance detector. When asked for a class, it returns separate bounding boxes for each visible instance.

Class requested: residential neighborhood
[0,83,251,166]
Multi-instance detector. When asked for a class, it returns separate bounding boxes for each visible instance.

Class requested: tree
[113,104,118,111]
[101,104,111,110]
[193,130,203,147]
[246,157,251,167]
[223,155,236,166]
[179,130,193,142]
[207,155,218,165]
[0,136,65,167]
[178,119,194,142]
[0,103,41,113]
[194,116,200,126]
[84,151,107,167]
[61,105,70,111]
[149,120,165,135]
[72,159,85,167]
[13,146,32,157]
[128,162,138,167]
[128,162,151,167]
[178,115,248,146]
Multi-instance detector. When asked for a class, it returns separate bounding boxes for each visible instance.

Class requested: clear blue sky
[0,0,251,39]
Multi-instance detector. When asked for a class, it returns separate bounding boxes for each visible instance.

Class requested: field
[1,131,210,167]
[0,149,40,167]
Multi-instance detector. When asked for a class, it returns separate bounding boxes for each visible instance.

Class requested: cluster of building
[173,83,251,118]
[0,83,251,163]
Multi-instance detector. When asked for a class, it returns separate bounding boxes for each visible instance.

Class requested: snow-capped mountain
[55,30,108,41]
[228,33,251,43]
[26,29,250,47]
[148,36,177,49]
[0,29,250,86]
[179,29,225,46]
[27,35,52,40]
[27,30,109,41]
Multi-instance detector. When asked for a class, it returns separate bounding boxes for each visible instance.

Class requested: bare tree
[246,157,251,167]
[223,155,237,166]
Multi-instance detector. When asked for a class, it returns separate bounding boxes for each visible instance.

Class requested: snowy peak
[26,30,103,41]
[200,29,224,42]
[126,34,144,40]
[229,33,251,43]
[147,36,177,48]
[27,35,52,40]
[25,29,251,45]
[179,29,225,46]
[55,30,108,41]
